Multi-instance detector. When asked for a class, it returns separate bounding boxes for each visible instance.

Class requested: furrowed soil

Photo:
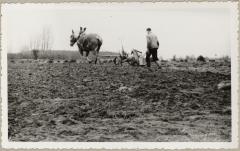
[8,60,231,142]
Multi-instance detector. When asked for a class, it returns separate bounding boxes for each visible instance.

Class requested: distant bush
[185,55,196,62]
[197,55,206,62]
[208,59,215,62]
[179,58,184,62]
[172,55,176,61]
[171,55,196,62]
[32,49,39,60]
[219,56,231,63]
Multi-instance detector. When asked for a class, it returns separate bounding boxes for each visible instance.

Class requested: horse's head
[70,30,77,46]
[79,27,87,36]
[70,27,87,46]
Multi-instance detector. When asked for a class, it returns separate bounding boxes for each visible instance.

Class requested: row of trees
[29,27,53,51]
[19,27,54,59]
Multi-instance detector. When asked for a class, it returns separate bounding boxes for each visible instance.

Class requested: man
[146,28,161,68]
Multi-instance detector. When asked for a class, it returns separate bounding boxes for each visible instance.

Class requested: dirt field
[8,60,231,142]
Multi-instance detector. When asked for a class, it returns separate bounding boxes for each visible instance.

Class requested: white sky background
[2,2,238,59]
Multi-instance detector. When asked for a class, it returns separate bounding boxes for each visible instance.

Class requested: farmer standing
[145,28,161,68]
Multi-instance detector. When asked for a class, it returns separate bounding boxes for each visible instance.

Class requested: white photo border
[1,1,239,149]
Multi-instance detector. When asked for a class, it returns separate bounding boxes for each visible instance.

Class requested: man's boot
[155,60,162,69]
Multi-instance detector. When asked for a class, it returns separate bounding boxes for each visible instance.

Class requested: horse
[70,27,103,64]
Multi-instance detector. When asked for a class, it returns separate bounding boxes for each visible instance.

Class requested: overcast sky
[2,2,238,58]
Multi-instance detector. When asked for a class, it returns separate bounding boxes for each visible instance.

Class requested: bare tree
[29,35,41,50]
[29,37,40,59]
[29,26,53,59]
[40,27,53,51]
[29,26,53,51]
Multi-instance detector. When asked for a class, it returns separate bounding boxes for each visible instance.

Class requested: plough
[113,49,146,66]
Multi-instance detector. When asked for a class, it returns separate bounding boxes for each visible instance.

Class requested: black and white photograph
[1,1,239,149]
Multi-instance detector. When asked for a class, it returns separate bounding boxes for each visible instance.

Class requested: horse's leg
[92,50,98,64]
[90,50,98,64]
[95,43,102,64]
[85,50,89,57]
[85,51,93,63]
[95,51,99,64]
[80,50,83,56]
[77,44,83,56]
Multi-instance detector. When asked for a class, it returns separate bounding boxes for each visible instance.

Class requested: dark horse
[70,27,103,64]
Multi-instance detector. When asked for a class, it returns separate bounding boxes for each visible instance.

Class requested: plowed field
[8,60,231,142]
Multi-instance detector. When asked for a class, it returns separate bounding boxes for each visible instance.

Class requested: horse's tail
[96,35,103,52]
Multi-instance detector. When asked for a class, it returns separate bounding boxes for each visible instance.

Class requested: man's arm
[155,35,159,47]
[146,35,151,50]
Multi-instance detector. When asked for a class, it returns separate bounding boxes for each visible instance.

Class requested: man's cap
[146,28,151,31]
